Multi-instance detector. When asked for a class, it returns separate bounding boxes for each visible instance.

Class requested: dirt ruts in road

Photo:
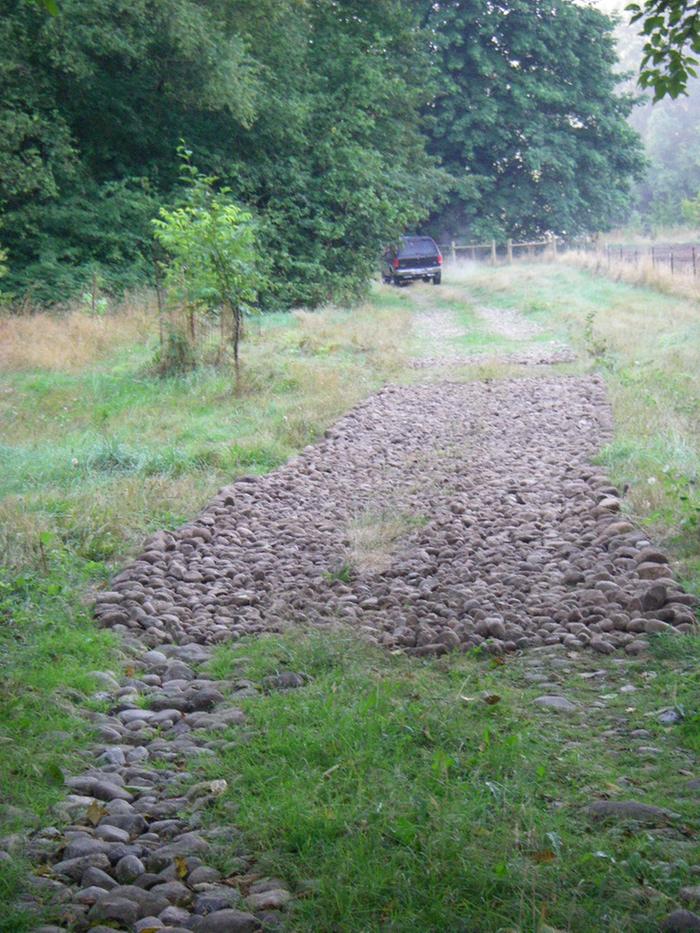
[96,376,697,656]
[410,303,576,368]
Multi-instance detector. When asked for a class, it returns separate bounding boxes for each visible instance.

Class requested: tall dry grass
[562,249,700,303]
[0,295,156,373]
[292,302,408,371]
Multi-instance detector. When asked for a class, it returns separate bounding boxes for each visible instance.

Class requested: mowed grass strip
[199,630,700,933]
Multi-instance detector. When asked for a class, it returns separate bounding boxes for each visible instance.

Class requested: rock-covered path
[96,376,694,655]
[25,293,698,933]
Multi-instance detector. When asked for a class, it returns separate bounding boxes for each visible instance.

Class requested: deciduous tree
[152,153,258,388]
[424,0,645,241]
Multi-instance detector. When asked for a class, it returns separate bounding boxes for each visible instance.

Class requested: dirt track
[96,376,695,655]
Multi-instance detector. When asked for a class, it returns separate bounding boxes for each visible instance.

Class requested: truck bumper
[394,266,440,280]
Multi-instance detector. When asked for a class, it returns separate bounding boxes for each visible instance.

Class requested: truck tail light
[437,253,443,265]
[392,257,400,270]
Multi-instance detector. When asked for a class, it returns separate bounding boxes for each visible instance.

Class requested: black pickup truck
[382,235,442,286]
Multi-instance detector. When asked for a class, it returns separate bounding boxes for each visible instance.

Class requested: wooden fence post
[450,240,457,264]
[693,246,697,277]
[491,239,497,265]
[551,237,558,258]
[506,239,513,264]
[470,245,475,261]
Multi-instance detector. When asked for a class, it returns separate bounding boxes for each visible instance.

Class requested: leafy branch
[626,0,700,100]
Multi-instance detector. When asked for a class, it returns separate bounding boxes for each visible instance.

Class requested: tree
[424,0,645,242]
[220,0,445,308]
[1,0,443,308]
[152,153,258,388]
[682,189,700,224]
[633,78,700,223]
[626,0,700,100]
[0,0,260,302]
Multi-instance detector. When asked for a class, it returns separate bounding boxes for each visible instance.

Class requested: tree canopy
[1,0,646,305]
[424,1,645,242]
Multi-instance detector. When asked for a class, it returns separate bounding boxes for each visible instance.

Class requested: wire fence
[437,235,700,278]
[601,243,700,278]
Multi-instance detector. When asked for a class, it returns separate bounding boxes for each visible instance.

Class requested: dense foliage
[1,0,645,305]
[424,0,645,242]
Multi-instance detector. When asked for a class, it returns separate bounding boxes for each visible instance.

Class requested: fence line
[437,236,700,278]
[437,237,561,264]
[600,243,699,278]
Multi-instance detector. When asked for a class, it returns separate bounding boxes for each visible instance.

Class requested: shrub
[152,149,259,387]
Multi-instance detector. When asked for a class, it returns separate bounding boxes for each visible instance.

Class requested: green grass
[196,630,700,932]
[441,292,559,353]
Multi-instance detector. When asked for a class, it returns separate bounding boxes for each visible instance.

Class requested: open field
[1,265,699,931]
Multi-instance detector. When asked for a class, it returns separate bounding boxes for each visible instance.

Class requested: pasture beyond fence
[601,243,699,278]
[440,236,700,278]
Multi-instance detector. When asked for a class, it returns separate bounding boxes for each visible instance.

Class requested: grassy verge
[564,250,700,306]
[453,262,700,594]
[0,294,411,903]
[191,629,700,932]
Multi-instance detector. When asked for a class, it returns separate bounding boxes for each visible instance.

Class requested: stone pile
[23,375,699,931]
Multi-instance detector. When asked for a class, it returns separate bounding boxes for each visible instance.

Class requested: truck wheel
[433,272,442,285]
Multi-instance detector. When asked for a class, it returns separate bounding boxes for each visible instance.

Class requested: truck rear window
[399,237,438,258]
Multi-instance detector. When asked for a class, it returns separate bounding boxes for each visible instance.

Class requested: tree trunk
[231,300,241,392]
